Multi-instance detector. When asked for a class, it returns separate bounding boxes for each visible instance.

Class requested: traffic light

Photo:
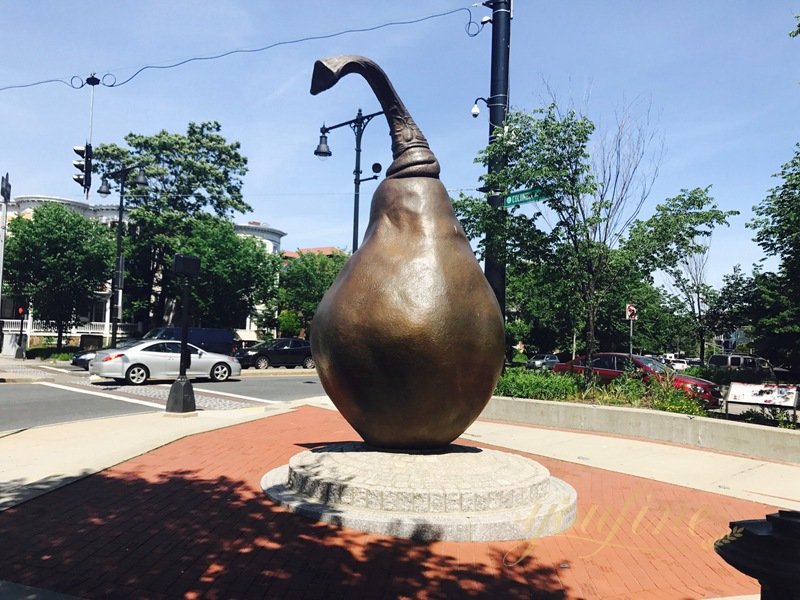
[72,143,92,196]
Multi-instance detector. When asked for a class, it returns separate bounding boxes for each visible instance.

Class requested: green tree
[749,144,800,277]
[746,144,800,366]
[278,251,349,335]
[92,121,250,329]
[276,310,302,337]
[623,187,737,361]
[457,103,660,359]
[4,203,114,348]
[174,216,282,328]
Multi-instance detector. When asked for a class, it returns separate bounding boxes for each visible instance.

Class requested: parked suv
[708,354,772,374]
[553,352,723,408]
[234,337,314,369]
[141,327,238,356]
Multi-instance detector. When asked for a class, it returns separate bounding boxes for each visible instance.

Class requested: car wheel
[210,363,231,382]
[255,356,269,370]
[302,357,315,369]
[125,365,149,385]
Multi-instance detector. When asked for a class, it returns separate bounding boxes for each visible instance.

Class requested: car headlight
[687,384,705,394]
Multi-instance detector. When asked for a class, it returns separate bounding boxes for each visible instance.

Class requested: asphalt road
[1,362,327,431]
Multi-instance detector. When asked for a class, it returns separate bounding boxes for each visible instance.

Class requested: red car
[553,352,722,408]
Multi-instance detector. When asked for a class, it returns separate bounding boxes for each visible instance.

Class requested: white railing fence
[0,319,137,345]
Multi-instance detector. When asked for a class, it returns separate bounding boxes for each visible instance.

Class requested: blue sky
[1,1,798,287]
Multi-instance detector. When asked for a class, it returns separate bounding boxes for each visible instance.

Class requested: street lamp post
[97,165,147,347]
[0,173,10,320]
[314,108,383,253]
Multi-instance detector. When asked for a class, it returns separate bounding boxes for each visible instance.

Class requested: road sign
[625,304,638,321]
[503,188,543,208]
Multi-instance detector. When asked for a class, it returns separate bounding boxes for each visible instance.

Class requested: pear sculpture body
[310,56,505,449]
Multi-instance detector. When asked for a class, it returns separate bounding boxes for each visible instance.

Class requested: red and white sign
[625,304,638,320]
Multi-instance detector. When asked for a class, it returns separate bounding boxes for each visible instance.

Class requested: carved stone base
[262,442,577,542]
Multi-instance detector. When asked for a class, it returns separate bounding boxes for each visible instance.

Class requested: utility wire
[0,7,483,93]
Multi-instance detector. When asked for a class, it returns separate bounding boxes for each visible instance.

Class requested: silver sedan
[89,340,241,385]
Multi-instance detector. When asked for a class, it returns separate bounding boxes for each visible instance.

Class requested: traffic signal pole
[72,75,99,199]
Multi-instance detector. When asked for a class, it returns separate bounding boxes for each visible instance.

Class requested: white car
[669,359,689,371]
[526,353,560,370]
[90,340,241,385]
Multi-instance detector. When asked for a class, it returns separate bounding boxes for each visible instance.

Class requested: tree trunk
[698,327,706,363]
[56,321,65,350]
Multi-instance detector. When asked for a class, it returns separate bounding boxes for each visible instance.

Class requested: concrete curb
[482,396,800,465]
[0,373,54,383]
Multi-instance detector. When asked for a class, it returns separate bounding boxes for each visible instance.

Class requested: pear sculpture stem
[310,55,505,449]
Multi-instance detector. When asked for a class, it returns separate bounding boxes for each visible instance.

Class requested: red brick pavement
[0,406,770,599]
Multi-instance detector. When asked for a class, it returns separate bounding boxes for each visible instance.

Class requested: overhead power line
[0,7,484,93]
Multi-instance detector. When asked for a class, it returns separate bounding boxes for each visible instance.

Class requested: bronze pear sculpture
[310,55,505,449]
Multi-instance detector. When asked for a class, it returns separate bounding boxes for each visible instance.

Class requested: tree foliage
[92,122,251,328]
[277,251,348,335]
[173,216,282,328]
[454,105,737,360]
[623,187,737,361]
[5,203,114,348]
[744,143,800,366]
[456,104,661,357]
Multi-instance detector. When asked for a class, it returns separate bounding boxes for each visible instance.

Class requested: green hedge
[495,369,581,400]
[494,369,708,416]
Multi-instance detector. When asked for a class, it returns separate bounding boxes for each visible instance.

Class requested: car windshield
[637,356,669,374]
[532,355,546,360]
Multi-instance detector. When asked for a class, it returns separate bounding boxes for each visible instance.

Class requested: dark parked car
[71,349,96,370]
[234,337,314,370]
[71,338,141,370]
[553,352,723,408]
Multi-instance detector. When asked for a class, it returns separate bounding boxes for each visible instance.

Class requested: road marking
[189,386,282,404]
[36,365,73,373]
[37,382,163,409]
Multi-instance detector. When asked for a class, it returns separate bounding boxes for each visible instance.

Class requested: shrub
[495,369,580,400]
[741,407,798,429]
[495,368,709,417]
[592,373,648,407]
[510,352,527,365]
[25,346,79,361]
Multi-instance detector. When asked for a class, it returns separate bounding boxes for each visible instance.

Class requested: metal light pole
[314,108,383,252]
[0,173,10,320]
[97,165,147,347]
[166,253,200,414]
[481,0,512,327]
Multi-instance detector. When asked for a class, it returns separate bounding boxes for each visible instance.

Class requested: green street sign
[503,188,543,207]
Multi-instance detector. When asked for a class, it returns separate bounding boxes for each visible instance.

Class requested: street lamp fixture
[97,164,147,348]
[313,108,383,252]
